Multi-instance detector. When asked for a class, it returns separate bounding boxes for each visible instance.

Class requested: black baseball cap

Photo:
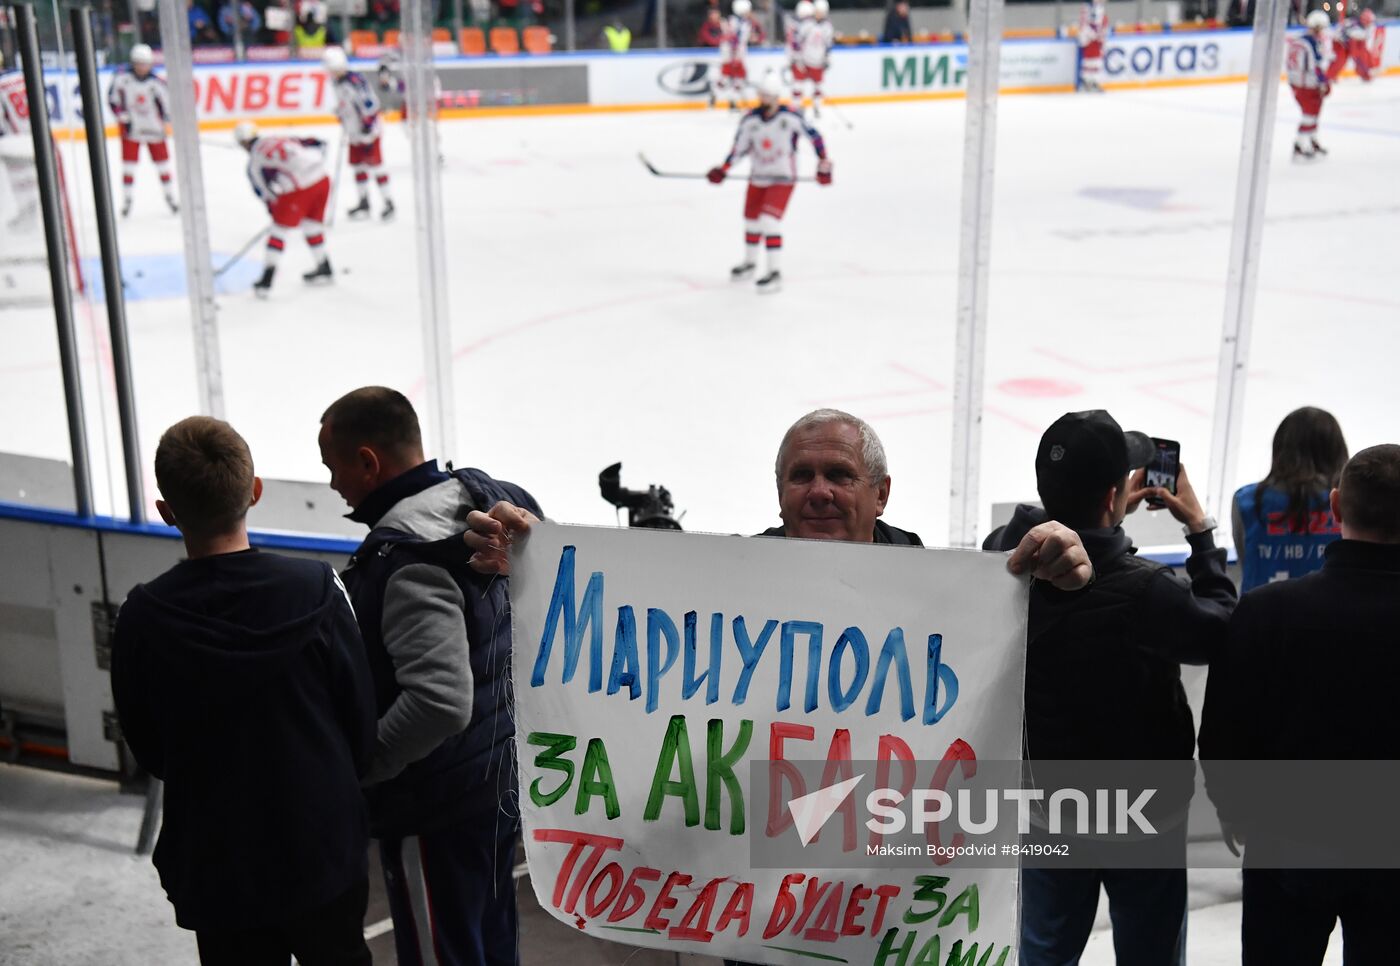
[1036,410,1154,512]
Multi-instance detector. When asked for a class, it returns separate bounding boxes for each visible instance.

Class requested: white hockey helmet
[322,45,349,73]
[795,0,815,18]
[233,121,259,146]
[1306,10,1330,30]
[130,43,154,65]
[813,0,829,16]
[732,0,752,17]
[758,71,785,102]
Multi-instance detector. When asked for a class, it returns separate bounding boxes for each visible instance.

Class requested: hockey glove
[707,166,728,184]
[816,158,833,185]
[117,114,131,138]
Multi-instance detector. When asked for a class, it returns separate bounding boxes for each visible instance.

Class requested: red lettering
[716,881,754,937]
[819,729,856,851]
[643,872,692,932]
[205,73,237,113]
[802,880,843,943]
[276,73,302,110]
[869,883,901,935]
[841,884,873,936]
[870,735,915,853]
[607,866,661,922]
[766,721,815,837]
[309,72,328,107]
[531,829,623,911]
[583,862,624,918]
[927,738,977,865]
[244,74,270,111]
[669,877,723,942]
[762,872,805,939]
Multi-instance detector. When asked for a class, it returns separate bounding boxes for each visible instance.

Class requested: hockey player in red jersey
[707,73,832,294]
[323,46,395,221]
[1077,1,1109,92]
[235,122,333,297]
[107,44,178,216]
[712,0,756,111]
[1337,8,1383,82]
[1287,11,1336,161]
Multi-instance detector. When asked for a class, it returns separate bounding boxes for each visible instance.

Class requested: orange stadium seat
[489,26,520,55]
[348,29,379,53]
[459,27,486,54]
[384,28,400,47]
[522,25,552,54]
[432,27,450,42]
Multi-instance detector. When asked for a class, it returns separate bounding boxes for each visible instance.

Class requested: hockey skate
[1292,144,1319,163]
[166,197,179,214]
[347,197,371,219]
[756,270,782,294]
[253,266,275,299]
[730,261,757,281]
[121,198,132,218]
[303,259,334,284]
[1311,138,1328,156]
[381,200,396,221]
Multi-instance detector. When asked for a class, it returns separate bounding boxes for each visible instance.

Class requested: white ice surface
[3,79,1398,542]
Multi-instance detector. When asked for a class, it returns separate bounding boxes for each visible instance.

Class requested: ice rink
[4,76,1398,540]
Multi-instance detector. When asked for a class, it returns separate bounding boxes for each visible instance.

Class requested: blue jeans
[1020,853,1186,966]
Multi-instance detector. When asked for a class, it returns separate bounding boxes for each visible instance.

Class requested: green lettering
[644,715,700,827]
[938,883,980,932]
[527,732,577,807]
[705,718,753,834]
[882,56,917,89]
[577,737,621,820]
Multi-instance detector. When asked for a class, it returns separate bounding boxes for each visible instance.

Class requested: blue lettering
[829,627,871,713]
[645,607,681,713]
[1175,44,1197,72]
[732,617,779,706]
[607,605,641,699]
[1203,43,1219,70]
[1131,46,1154,74]
[1104,46,1125,75]
[682,611,722,704]
[923,634,960,724]
[866,628,916,721]
[533,546,605,690]
[780,620,825,713]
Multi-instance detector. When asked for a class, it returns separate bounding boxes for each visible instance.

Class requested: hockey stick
[822,102,855,131]
[213,227,269,278]
[637,153,819,183]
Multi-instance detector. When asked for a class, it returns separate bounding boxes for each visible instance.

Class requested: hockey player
[713,0,756,112]
[1077,1,1109,93]
[235,122,333,297]
[707,73,832,294]
[322,46,394,221]
[787,1,813,92]
[1286,10,1335,161]
[1338,8,1383,82]
[1,52,40,234]
[796,0,835,117]
[107,44,178,216]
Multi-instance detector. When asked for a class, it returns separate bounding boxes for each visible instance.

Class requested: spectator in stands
[983,409,1238,966]
[1200,443,1400,966]
[698,6,725,46]
[218,0,262,44]
[295,6,329,51]
[369,0,400,33]
[1224,0,1256,28]
[111,416,376,966]
[881,0,912,43]
[1232,406,1348,592]
[187,0,221,45]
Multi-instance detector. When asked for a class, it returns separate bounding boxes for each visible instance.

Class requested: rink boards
[32,22,1400,132]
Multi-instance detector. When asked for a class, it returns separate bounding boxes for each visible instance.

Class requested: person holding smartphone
[983,410,1238,966]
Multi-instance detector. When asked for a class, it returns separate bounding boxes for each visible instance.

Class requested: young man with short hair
[111,416,376,966]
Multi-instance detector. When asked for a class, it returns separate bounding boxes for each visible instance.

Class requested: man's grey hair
[774,409,890,483]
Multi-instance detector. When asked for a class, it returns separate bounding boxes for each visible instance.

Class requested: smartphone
[1144,438,1180,509]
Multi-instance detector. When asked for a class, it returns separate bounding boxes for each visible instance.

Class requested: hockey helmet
[1306,10,1330,30]
[733,0,752,16]
[758,71,785,102]
[1360,8,1375,24]
[322,45,349,73]
[813,0,829,16]
[795,0,815,18]
[233,121,259,147]
[130,43,154,65]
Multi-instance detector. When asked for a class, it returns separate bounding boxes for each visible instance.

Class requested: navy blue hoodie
[111,549,376,931]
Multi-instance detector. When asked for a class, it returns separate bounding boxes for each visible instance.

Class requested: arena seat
[459,26,486,54]
[349,29,379,53]
[384,28,400,47]
[489,26,520,55]
[432,27,451,42]
[522,25,552,54]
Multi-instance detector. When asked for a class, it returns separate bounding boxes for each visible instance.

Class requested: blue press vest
[1234,482,1340,592]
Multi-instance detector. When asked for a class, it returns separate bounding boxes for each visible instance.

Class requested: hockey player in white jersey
[713,0,756,112]
[235,122,333,297]
[1287,11,1336,161]
[1077,1,1109,92]
[786,1,813,90]
[707,73,832,294]
[107,44,178,216]
[1,53,40,234]
[323,46,394,221]
[796,0,835,117]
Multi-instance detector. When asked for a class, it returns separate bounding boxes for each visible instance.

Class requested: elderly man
[464,408,1091,589]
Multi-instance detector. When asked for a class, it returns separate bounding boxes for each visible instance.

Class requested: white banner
[511,522,1029,964]
[1101,29,1254,84]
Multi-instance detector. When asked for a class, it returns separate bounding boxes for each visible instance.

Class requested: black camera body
[598,462,682,530]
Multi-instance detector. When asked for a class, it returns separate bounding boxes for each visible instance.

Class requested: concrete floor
[0,763,1345,965]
